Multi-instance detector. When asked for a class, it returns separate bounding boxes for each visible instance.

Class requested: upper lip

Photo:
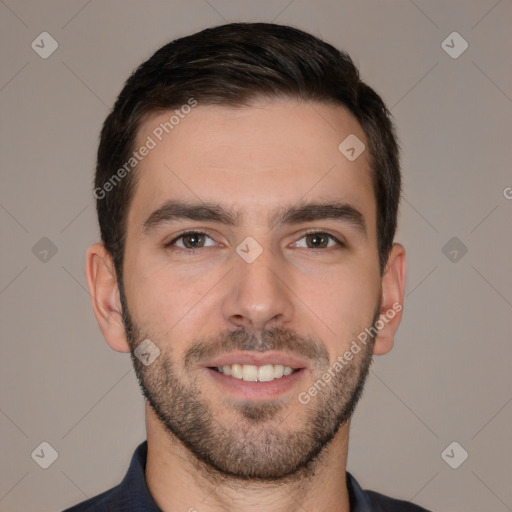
[203,351,309,370]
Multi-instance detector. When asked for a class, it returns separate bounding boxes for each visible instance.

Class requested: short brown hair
[95,22,401,282]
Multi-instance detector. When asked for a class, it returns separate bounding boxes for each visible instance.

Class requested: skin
[85,99,406,512]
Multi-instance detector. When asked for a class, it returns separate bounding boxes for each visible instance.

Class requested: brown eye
[291,232,343,250]
[181,232,206,248]
[305,233,330,248]
[165,231,216,250]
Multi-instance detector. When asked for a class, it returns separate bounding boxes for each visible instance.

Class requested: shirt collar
[125,441,375,511]
[118,441,161,510]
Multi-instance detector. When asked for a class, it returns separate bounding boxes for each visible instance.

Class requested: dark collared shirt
[62,441,431,511]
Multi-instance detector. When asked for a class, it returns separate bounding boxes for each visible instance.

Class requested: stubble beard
[120,286,378,483]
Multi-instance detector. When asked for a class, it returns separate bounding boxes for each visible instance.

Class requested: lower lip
[205,368,306,399]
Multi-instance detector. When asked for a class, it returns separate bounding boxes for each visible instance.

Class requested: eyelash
[164,230,345,253]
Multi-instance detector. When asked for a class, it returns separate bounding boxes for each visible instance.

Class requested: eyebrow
[142,199,367,236]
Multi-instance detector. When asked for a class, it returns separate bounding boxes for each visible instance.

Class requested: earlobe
[85,243,131,353]
[373,243,406,356]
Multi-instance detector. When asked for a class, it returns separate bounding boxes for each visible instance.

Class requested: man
[65,22,430,512]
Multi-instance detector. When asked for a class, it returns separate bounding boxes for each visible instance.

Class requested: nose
[220,244,295,333]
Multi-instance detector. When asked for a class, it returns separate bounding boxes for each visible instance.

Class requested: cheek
[293,262,380,346]
[123,250,222,334]
[123,236,381,355]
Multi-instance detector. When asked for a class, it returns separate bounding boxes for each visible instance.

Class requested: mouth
[203,352,308,399]
[209,363,298,382]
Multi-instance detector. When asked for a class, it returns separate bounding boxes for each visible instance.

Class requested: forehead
[127,99,375,232]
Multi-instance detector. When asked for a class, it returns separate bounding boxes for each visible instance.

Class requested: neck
[144,405,351,512]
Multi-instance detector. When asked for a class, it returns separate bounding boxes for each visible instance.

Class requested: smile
[212,363,297,382]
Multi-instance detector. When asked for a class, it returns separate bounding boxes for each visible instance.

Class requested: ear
[373,243,406,356]
[85,243,130,353]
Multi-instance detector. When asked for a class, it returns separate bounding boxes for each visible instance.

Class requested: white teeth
[257,364,275,382]
[231,363,243,379]
[242,365,258,382]
[216,363,296,381]
[274,364,284,378]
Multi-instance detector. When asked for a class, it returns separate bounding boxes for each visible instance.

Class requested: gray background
[1,1,511,511]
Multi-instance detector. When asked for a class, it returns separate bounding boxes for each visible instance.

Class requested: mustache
[183,326,330,369]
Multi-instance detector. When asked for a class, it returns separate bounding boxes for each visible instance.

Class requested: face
[119,99,383,480]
